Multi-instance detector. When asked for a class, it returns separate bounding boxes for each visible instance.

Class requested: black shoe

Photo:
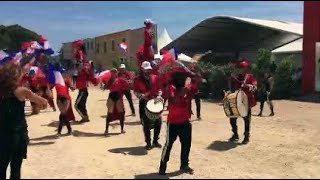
[269,112,274,116]
[145,144,152,150]
[79,119,90,123]
[180,166,194,175]
[242,136,250,144]
[229,134,239,142]
[67,130,72,135]
[197,116,202,120]
[153,142,162,148]
[258,112,262,116]
[159,162,167,175]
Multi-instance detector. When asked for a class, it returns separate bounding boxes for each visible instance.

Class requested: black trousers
[161,122,192,168]
[230,109,251,137]
[259,92,274,114]
[123,90,135,114]
[190,93,201,118]
[0,132,28,179]
[75,89,89,120]
[57,114,72,133]
[139,99,161,145]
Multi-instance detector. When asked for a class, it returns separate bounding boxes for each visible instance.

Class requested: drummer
[134,61,162,150]
[227,60,257,144]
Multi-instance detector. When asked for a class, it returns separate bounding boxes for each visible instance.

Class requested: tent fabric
[156,28,194,63]
[161,16,303,56]
[272,38,302,53]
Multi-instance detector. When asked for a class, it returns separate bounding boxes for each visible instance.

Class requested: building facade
[61,25,157,70]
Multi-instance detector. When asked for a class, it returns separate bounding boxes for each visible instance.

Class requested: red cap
[39,36,48,43]
[238,60,251,69]
[21,42,31,50]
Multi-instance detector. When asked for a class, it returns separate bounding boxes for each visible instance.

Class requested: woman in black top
[0,63,48,179]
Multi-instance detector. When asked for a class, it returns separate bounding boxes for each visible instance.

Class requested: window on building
[104,42,107,53]
[87,42,90,51]
[96,43,99,54]
[91,41,93,50]
[112,40,115,51]
[122,38,126,42]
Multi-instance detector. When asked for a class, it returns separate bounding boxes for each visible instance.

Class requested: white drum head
[146,99,164,113]
[236,90,249,117]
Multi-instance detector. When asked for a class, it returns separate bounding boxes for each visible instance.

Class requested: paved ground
[15,87,320,179]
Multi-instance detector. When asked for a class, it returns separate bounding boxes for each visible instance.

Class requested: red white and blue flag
[119,42,128,55]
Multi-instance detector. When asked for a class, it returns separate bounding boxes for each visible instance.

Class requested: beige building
[94,25,157,69]
[61,42,73,60]
[61,25,157,70]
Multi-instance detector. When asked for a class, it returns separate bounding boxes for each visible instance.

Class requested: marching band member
[136,19,155,71]
[103,69,129,135]
[134,61,162,150]
[188,62,206,120]
[0,63,48,179]
[74,62,98,123]
[28,69,41,115]
[258,72,275,117]
[227,60,257,144]
[54,71,73,136]
[117,64,136,116]
[36,68,56,112]
[159,71,197,176]
[62,72,76,122]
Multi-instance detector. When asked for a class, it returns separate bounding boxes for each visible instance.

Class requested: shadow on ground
[108,146,148,156]
[28,141,55,146]
[207,140,241,151]
[134,170,183,179]
[72,130,121,138]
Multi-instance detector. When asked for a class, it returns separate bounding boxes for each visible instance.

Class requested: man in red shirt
[159,71,196,176]
[228,60,257,144]
[117,64,135,116]
[134,61,162,150]
[74,62,98,123]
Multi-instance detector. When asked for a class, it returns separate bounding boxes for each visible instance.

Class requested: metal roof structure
[162,16,303,56]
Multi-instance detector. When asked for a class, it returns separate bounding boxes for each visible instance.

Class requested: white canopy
[155,28,194,63]
[272,38,302,54]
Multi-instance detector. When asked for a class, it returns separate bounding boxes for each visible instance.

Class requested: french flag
[119,42,128,55]
[53,70,69,97]
[168,47,180,60]
[0,51,10,65]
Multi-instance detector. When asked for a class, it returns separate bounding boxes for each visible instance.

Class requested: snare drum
[144,98,164,121]
[223,90,249,118]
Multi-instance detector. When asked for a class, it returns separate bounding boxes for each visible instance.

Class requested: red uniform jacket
[56,77,71,99]
[118,71,134,90]
[76,69,98,90]
[166,84,197,124]
[134,74,161,100]
[232,73,257,108]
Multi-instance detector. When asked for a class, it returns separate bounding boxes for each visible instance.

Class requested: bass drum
[223,90,249,118]
[144,98,164,124]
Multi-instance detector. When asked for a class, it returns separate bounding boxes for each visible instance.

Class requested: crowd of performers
[0,19,276,179]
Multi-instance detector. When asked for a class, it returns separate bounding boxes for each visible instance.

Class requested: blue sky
[0,1,303,52]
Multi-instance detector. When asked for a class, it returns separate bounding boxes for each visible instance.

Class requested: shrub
[198,61,237,99]
[273,55,296,99]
